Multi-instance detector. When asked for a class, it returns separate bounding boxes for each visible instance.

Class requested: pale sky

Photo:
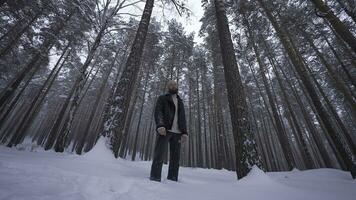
[167,1,205,44]
[124,0,205,44]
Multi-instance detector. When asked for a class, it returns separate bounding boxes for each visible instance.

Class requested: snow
[81,138,113,161]
[0,141,355,200]
[239,165,279,185]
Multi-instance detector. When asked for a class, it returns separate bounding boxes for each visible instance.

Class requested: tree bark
[214,0,262,179]
[110,0,155,158]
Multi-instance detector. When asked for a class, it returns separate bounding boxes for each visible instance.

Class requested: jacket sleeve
[154,96,165,130]
[180,102,188,135]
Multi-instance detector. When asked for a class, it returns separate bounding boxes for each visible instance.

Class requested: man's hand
[157,127,166,136]
[181,134,188,143]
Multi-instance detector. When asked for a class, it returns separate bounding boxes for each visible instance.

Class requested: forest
[0,0,355,181]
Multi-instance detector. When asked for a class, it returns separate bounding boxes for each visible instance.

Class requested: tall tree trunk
[109,0,155,158]
[201,61,210,168]
[195,66,204,167]
[214,0,262,179]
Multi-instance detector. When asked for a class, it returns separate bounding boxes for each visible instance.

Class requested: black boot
[149,176,161,182]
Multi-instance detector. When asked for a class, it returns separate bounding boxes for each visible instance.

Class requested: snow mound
[12,137,41,152]
[82,137,114,161]
[239,165,277,185]
[291,168,301,172]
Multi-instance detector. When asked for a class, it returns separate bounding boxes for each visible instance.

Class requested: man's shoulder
[158,94,168,98]
[158,93,183,101]
[157,94,169,101]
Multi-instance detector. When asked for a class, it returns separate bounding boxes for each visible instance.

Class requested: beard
[168,88,178,94]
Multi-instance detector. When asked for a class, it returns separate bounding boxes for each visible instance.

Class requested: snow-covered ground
[1,139,355,200]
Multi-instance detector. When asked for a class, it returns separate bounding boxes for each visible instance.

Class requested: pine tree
[213,0,263,179]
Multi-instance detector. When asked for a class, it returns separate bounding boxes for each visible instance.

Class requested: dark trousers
[150,131,182,181]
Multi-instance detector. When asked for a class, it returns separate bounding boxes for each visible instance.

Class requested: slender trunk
[242,12,295,169]
[110,0,155,158]
[75,52,117,154]
[304,62,356,157]
[6,45,71,146]
[0,11,42,58]
[310,0,356,54]
[195,66,204,167]
[0,10,74,109]
[322,34,356,90]
[201,63,210,168]
[258,0,356,178]
[263,39,334,168]
[271,56,314,169]
[54,26,106,152]
[131,67,150,161]
[300,28,356,120]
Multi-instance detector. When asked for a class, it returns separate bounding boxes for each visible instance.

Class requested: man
[149,80,188,182]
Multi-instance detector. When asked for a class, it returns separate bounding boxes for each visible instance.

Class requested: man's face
[167,81,178,94]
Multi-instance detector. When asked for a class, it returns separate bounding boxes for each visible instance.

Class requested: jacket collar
[165,93,182,102]
[165,93,181,98]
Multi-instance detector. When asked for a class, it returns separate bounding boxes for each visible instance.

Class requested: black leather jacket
[154,93,188,135]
